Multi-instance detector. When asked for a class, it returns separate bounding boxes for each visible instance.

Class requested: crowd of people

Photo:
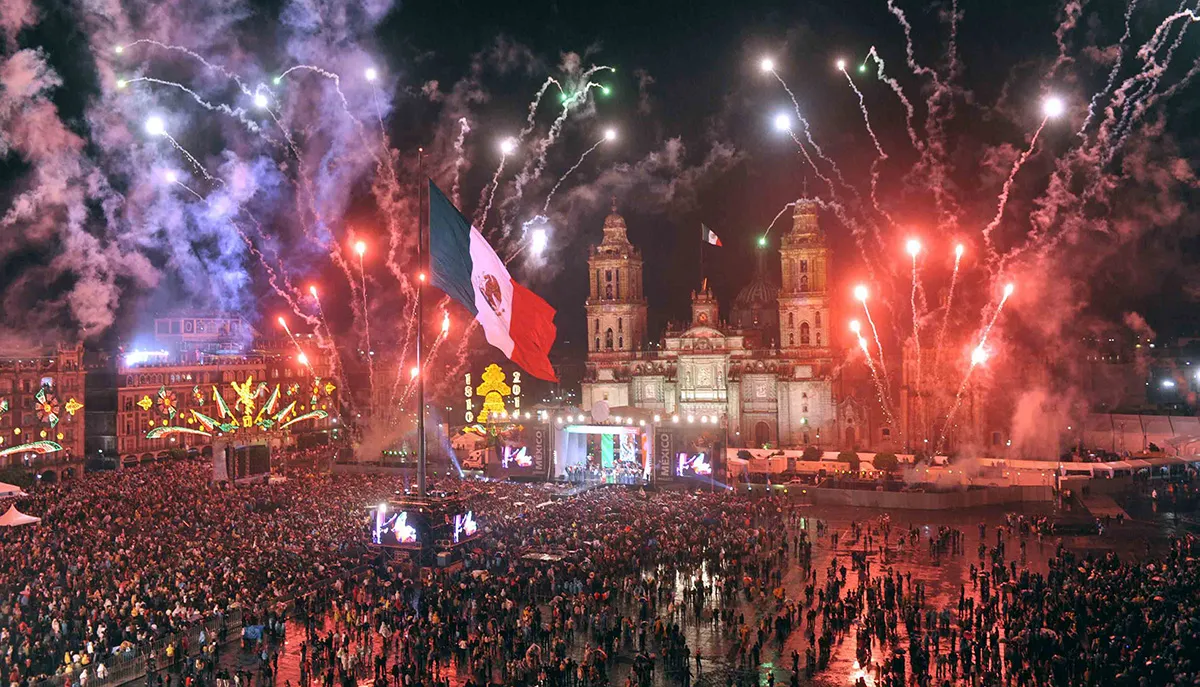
[1,456,1199,687]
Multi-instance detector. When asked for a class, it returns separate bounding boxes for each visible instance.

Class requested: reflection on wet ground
[234,491,1198,687]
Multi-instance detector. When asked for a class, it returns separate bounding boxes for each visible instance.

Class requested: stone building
[582,200,856,449]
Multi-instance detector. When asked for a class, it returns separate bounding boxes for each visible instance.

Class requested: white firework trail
[541,135,606,214]
[865,47,920,150]
[519,77,559,140]
[862,300,890,389]
[769,69,852,190]
[123,77,263,133]
[451,117,471,207]
[476,149,511,229]
[840,66,892,224]
[858,337,898,429]
[121,39,252,92]
[934,249,963,378]
[1079,0,1141,137]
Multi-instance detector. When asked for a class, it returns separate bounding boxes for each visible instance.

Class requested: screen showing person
[677,451,713,477]
[373,508,418,546]
[453,510,478,543]
[501,444,533,468]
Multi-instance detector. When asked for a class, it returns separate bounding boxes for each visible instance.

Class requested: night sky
[0,0,1197,383]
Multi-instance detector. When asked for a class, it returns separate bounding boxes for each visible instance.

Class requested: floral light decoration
[137,395,153,411]
[157,386,179,420]
[64,398,83,416]
[35,387,61,428]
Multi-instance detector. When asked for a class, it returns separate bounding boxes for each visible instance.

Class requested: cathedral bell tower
[777,200,831,355]
[585,199,647,357]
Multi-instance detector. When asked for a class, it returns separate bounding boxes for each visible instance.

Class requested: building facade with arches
[582,200,862,449]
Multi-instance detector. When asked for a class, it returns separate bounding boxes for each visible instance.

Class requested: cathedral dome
[733,271,780,309]
[730,250,779,339]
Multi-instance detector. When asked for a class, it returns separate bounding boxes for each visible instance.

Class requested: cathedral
[581,200,893,450]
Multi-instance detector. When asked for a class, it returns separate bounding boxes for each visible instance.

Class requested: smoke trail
[981,117,1049,259]
[858,337,898,430]
[840,67,892,224]
[1079,0,1140,137]
[909,253,922,444]
[934,248,963,380]
[476,149,511,229]
[451,117,471,207]
[541,134,606,214]
[770,69,852,191]
[865,47,920,150]
[862,301,890,390]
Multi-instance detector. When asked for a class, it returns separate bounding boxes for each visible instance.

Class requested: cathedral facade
[581,201,883,450]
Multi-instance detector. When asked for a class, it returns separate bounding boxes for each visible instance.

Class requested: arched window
[815,312,821,327]
[605,270,612,282]
[618,337,624,348]
[605,284,613,299]
[595,319,600,333]
[800,322,811,345]
[787,312,794,327]
[618,318,623,332]
[755,421,771,447]
[788,333,795,346]
[816,332,822,346]
[605,328,614,350]
[800,275,809,291]
[595,338,600,351]
[800,259,808,273]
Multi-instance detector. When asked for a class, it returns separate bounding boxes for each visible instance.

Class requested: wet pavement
[212,492,1199,687]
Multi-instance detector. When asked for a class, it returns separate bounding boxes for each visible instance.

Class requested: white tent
[0,483,26,498]
[0,505,40,527]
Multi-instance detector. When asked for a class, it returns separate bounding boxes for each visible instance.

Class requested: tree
[873,452,899,473]
[837,450,860,473]
[802,446,821,462]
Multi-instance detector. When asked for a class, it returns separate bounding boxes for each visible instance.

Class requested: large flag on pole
[701,223,723,246]
[428,180,558,382]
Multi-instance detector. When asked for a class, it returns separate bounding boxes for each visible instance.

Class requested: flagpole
[699,225,705,291]
[416,148,427,498]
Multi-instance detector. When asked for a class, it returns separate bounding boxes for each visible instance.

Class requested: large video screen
[453,511,478,543]
[488,424,548,477]
[372,508,419,547]
[677,451,713,477]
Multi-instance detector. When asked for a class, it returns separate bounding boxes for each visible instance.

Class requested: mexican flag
[428,181,558,381]
[701,223,722,246]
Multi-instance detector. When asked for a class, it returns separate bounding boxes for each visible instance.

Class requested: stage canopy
[0,483,26,498]
[0,505,40,527]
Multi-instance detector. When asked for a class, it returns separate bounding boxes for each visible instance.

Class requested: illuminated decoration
[310,377,322,406]
[286,383,300,397]
[0,398,8,421]
[212,386,235,423]
[13,428,19,435]
[255,384,281,426]
[39,430,47,439]
[324,381,336,395]
[137,395,153,411]
[157,386,179,420]
[192,385,205,405]
[56,433,64,441]
[35,387,61,428]
[466,364,521,423]
[64,398,83,416]
[144,379,324,440]
[230,377,258,427]
[146,426,212,440]
[0,440,62,458]
[280,409,328,430]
